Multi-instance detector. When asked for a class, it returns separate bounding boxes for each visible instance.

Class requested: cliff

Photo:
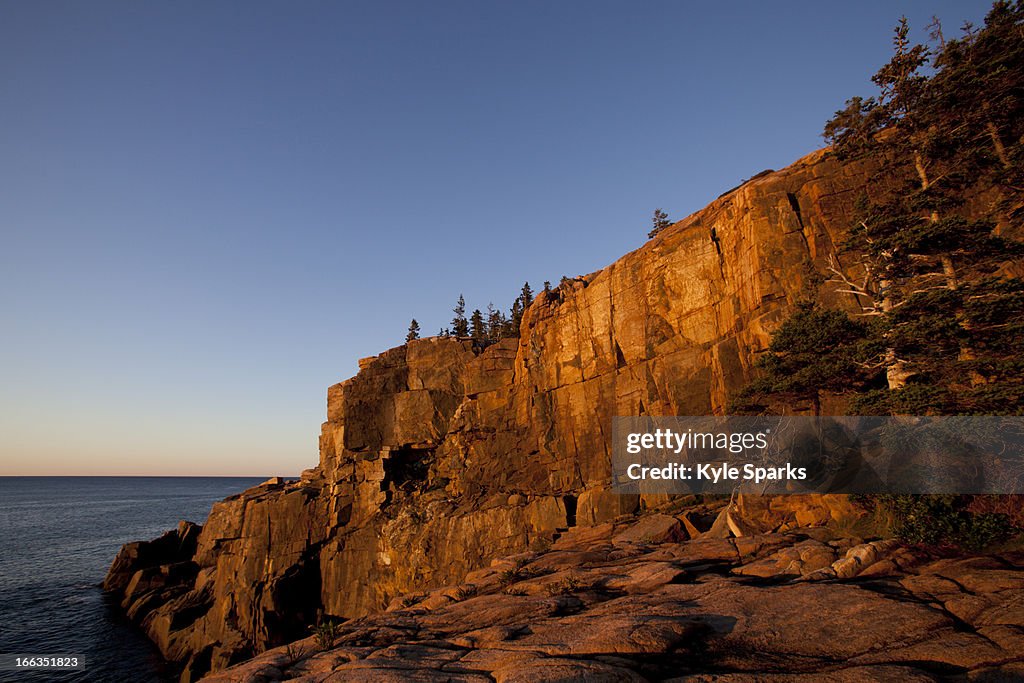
[103,147,1017,680]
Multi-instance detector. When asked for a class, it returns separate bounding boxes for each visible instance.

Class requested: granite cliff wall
[105,147,995,679]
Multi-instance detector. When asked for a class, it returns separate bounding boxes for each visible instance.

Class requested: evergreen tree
[543,281,552,294]
[823,17,930,162]
[735,4,1024,552]
[822,96,889,159]
[648,208,672,238]
[470,309,486,340]
[519,281,534,307]
[486,303,506,341]
[510,282,534,334]
[863,278,1024,414]
[731,304,878,415]
[735,282,1024,416]
[825,6,1023,210]
[452,294,469,337]
[925,2,1024,186]
[405,319,420,342]
[823,11,1023,389]
[509,298,523,336]
[739,4,1024,416]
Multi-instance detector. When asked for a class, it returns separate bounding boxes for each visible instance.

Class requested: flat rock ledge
[200,516,1024,682]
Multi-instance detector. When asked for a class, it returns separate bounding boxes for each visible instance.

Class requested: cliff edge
[103,147,1017,680]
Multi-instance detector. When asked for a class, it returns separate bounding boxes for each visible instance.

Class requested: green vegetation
[414,283,538,345]
[510,282,533,333]
[857,495,1015,551]
[735,2,1024,417]
[453,585,477,601]
[450,294,469,337]
[734,3,1024,552]
[311,618,342,650]
[405,319,420,342]
[469,308,486,340]
[648,208,672,238]
[410,204,670,344]
[731,303,877,414]
[283,641,307,665]
[498,561,546,587]
[544,574,585,595]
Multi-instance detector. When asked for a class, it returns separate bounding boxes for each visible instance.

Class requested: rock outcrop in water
[103,147,1021,681]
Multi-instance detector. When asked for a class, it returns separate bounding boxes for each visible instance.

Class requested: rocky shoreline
[194,499,1024,682]
[102,143,1022,681]
[104,492,1024,682]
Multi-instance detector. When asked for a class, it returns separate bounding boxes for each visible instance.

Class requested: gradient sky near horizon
[1,1,994,476]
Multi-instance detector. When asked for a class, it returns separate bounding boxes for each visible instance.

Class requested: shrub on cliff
[730,303,882,414]
[311,618,342,650]
[859,495,1016,551]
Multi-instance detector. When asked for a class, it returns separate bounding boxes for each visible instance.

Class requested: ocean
[0,476,265,683]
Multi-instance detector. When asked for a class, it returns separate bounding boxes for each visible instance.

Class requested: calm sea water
[0,476,265,683]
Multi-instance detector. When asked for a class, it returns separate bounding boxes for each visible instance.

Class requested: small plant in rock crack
[498,567,532,585]
[400,595,421,608]
[498,569,520,585]
[283,641,307,664]
[499,569,524,585]
[453,584,477,601]
[311,618,342,650]
[545,574,586,595]
[503,586,528,596]
[499,561,550,586]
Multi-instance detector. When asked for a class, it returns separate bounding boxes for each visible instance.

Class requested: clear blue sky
[0,1,992,476]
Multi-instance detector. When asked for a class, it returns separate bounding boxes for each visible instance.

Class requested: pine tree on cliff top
[509,298,523,336]
[519,281,534,307]
[510,281,534,335]
[470,308,486,340]
[406,319,420,342]
[648,208,672,238]
[485,303,506,341]
[451,294,469,337]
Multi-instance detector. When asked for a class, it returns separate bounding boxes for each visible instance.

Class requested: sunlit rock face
[104,147,1015,679]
